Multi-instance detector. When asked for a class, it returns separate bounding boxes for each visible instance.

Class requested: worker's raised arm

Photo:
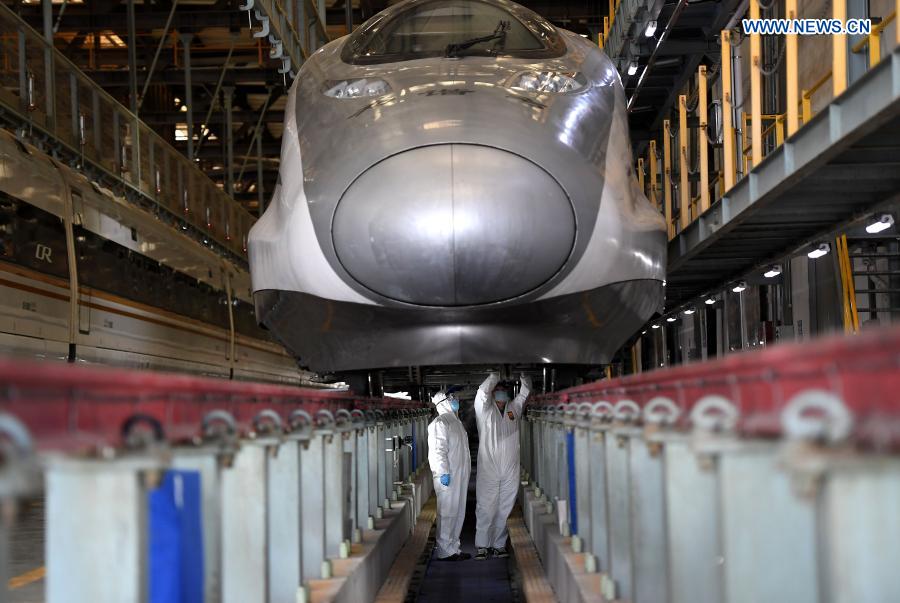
[474,372,500,421]
[508,373,532,418]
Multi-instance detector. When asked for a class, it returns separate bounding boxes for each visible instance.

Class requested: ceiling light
[866,214,895,234]
[651,324,660,329]
[627,60,639,76]
[732,281,747,293]
[644,20,658,37]
[641,330,647,334]
[807,242,830,259]
[705,296,716,305]
[764,265,782,278]
[666,316,677,322]
[683,308,695,315]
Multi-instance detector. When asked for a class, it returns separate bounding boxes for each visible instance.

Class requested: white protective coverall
[427,392,471,559]
[475,373,531,550]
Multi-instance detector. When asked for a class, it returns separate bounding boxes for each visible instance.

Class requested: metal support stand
[300,433,325,582]
[268,439,302,602]
[221,442,269,602]
[46,458,157,603]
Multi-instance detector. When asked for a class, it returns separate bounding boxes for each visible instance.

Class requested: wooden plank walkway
[508,508,558,603]
[375,496,437,603]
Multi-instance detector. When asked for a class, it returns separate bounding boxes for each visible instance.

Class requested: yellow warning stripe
[8,566,45,590]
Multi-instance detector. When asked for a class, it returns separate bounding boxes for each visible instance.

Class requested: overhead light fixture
[732,281,747,293]
[651,324,661,329]
[705,296,716,305]
[683,308,695,315]
[644,20,658,37]
[627,60,639,76]
[641,330,647,335]
[807,242,830,259]
[866,214,895,234]
[666,316,677,322]
[764,265,782,278]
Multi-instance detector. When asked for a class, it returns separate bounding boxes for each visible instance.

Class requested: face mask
[494,390,510,403]
[450,399,460,412]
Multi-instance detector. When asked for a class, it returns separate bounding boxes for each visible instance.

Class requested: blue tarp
[148,470,205,603]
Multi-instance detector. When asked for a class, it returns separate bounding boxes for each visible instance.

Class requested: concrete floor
[416,466,516,602]
[8,497,45,603]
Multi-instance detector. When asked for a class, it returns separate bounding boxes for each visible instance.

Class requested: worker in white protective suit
[427,390,472,561]
[474,372,531,560]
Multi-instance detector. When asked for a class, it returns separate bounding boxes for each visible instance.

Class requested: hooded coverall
[427,394,471,559]
[475,373,531,550]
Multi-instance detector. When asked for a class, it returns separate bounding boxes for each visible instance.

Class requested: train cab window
[342,0,566,64]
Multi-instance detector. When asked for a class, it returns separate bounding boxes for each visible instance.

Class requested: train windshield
[342,0,566,64]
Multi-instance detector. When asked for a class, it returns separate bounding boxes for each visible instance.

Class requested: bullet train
[0,129,317,385]
[249,0,667,372]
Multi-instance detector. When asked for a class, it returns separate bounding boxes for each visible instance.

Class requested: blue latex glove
[440,474,451,486]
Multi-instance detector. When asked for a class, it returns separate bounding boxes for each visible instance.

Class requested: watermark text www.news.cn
[742,18,872,35]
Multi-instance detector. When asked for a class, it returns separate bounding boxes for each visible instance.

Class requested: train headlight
[323,78,392,99]
[508,71,585,94]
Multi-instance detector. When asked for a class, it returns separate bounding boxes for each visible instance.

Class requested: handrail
[655,1,899,241]
[0,3,256,260]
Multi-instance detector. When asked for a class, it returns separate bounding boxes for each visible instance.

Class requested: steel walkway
[665,46,900,309]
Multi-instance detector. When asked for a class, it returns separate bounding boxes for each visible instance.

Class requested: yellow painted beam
[663,120,674,240]
[678,94,690,230]
[785,0,799,136]
[834,0,848,96]
[869,26,881,67]
[698,65,709,214]
[721,30,736,191]
[750,0,763,167]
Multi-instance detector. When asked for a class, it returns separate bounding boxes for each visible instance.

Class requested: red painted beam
[0,360,424,453]
[530,326,900,450]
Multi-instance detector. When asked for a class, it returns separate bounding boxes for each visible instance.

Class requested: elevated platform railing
[0,4,255,261]
[640,0,900,242]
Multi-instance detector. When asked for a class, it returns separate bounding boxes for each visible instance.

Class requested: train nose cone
[332,144,576,306]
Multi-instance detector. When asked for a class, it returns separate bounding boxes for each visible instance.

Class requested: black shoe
[493,547,509,559]
[474,547,490,560]
[457,552,472,561]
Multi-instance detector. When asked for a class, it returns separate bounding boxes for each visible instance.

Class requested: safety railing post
[833,0,848,96]
[786,0,799,136]
[678,94,690,230]
[721,30,736,191]
[663,120,674,239]
[750,0,763,168]
[698,65,710,214]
